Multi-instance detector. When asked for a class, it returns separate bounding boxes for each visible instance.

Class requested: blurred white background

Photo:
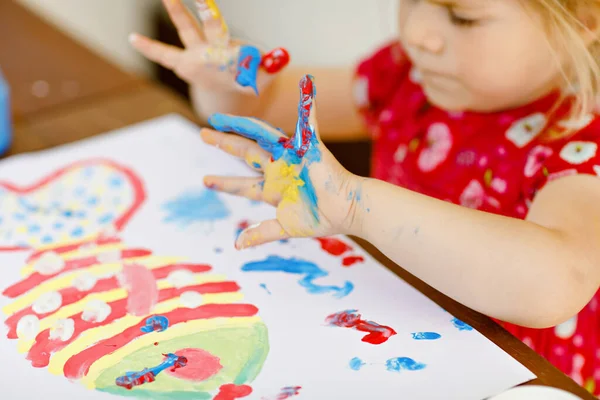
[15,0,398,75]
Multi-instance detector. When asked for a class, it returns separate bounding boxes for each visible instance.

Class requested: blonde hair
[525,0,600,135]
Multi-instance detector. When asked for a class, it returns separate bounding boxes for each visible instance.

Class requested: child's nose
[401,5,445,55]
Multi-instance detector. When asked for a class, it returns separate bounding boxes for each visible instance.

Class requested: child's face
[398,0,565,112]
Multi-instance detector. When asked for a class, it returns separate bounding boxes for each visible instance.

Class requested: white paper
[0,114,535,400]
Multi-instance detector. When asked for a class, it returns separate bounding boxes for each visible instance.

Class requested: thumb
[235,219,290,250]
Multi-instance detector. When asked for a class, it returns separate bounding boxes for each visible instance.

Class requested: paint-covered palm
[202,75,359,248]
[130,0,289,95]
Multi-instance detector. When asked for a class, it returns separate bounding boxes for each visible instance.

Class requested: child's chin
[422,86,467,112]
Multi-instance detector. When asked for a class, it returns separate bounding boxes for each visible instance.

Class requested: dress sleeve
[353,40,412,132]
[523,118,600,205]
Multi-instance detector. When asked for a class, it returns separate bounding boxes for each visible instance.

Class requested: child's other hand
[201,75,359,248]
[129,0,289,95]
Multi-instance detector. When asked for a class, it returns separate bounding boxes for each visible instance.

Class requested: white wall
[16,0,398,73]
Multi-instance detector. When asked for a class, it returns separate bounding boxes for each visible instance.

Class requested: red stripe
[62,303,258,379]
[2,248,151,298]
[4,263,213,338]
[24,281,240,368]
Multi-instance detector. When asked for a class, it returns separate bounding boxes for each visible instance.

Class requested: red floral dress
[354,40,600,395]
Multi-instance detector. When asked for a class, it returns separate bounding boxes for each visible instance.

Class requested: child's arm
[131,0,367,142]
[347,174,600,329]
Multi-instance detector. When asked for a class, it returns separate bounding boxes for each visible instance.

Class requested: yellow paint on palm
[264,159,305,206]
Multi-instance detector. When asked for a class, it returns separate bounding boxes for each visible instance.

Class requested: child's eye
[447,8,478,27]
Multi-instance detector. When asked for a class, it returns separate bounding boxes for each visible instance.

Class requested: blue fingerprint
[349,357,366,371]
[411,332,442,340]
[41,235,53,244]
[28,224,41,234]
[140,316,169,333]
[53,222,64,230]
[74,186,86,197]
[75,210,87,218]
[109,175,124,188]
[241,255,353,298]
[87,197,99,207]
[162,188,230,228]
[71,226,84,238]
[451,317,473,331]
[386,357,426,372]
[62,210,73,218]
[98,213,114,224]
[13,212,26,221]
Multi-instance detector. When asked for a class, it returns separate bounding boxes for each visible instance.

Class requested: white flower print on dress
[417,123,453,172]
[505,113,547,148]
[560,141,598,165]
[353,76,369,108]
[490,178,507,194]
[394,144,408,163]
[555,315,577,339]
[524,145,553,178]
[409,66,422,83]
[460,180,485,209]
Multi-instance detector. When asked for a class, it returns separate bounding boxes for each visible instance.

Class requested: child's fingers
[195,0,230,48]
[235,219,290,250]
[208,114,288,155]
[203,176,280,206]
[129,34,183,70]
[200,129,270,171]
[162,0,205,48]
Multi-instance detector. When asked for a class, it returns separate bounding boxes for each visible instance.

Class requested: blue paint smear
[259,283,271,295]
[411,332,442,340]
[349,357,365,371]
[208,114,285,160]
[386,357,426,372]
[241,256,353,298]
[451,317,473,331]
[98,213,114,224]
[162,188,230,227]
[115,353,187,389]
[141,316,169,333]
[252,162,261,169]
[298,166,319,222]
[236,45,261,94]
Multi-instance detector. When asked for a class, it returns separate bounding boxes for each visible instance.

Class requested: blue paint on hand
[451,317,473,331]
[141,316,169,333]
[208,114,285,160]
[236,45,261,95]
[385,357,426,372]
[241,255,353,298]
[349,357,366,371]
[115,353,187,389]
[162,188,230,228]
[411,332,442,340]
[298,166,319,222]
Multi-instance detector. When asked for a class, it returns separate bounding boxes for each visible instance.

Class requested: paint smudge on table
[385,357,426,372]
[325,309,396,344]
[162,188,230,228]
[411,332,442,340]
[241,256,353,298]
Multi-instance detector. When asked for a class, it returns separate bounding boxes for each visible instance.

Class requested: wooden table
[1,1,595,399]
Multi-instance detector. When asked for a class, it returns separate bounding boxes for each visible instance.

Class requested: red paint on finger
[260,48,290,74]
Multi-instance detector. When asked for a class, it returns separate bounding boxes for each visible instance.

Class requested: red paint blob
[315,237,352,256]
[260,47,290,74]
[165,348,222,382]
[342,255,364,267]
[154,342,159,346]
[325,310,396,345]
[214,384,253,400]
[120,264,159,316]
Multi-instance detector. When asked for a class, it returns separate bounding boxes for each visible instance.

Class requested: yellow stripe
[20,243,126,277]
[47,293,246,376]
[82,315,260,389]
[16,274,229,353]
[3,256,184,316]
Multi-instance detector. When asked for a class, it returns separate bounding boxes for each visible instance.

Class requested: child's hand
[201,75,359,248]
[129,0,289,95]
